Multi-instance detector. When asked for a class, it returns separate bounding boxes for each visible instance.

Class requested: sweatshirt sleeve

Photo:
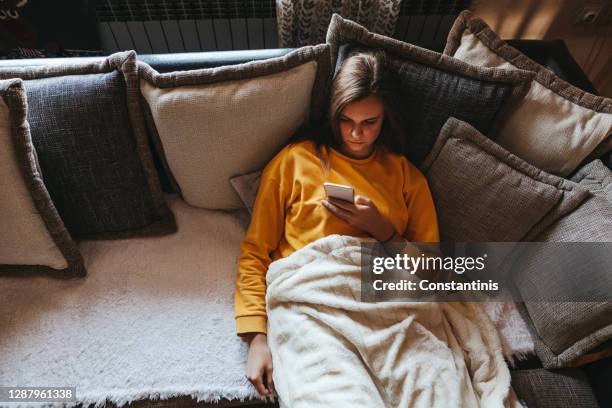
[234,152,289,336]
[402,160,440,243]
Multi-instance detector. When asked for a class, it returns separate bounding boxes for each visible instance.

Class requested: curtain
[277,0,402,48]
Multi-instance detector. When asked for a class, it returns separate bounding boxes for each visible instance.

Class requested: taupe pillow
[443,10,612,177]
[512,160,612,368]
[139,45,331,210]
[229,170,262,214]
[0,79,84,277]
[420,117,589,242]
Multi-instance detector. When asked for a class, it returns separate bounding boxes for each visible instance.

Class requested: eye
[340,117,351,122]
[365,119,378,124]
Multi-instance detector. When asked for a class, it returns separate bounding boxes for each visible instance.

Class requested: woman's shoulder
[285,139,318,155]
[378,146,428,185]
[262,139,317,177]
[275,139,319,163]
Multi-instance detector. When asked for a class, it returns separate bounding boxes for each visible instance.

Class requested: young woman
[234,49,440,399]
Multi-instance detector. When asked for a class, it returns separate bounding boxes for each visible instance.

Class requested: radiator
[94,0,472,53]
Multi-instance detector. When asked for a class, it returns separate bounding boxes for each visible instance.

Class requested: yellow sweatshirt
[234,139,440,336]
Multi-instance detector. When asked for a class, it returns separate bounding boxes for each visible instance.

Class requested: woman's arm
[235,169,287,337]
[403,173,440,244]
[382,168,441,281]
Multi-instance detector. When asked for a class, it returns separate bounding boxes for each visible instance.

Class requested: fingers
[354,194,366,203]
[326,196,356,211]
[355,195,372,206]
[250,374,269,396]
[321,199,353,220]
[266,365,275,396]
[247,369,269,396]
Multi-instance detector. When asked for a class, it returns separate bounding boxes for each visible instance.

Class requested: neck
[337,145,376,160]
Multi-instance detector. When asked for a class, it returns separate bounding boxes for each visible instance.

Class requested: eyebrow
[340,114,380,121]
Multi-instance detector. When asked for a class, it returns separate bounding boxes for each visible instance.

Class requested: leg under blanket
[265,234,523,408]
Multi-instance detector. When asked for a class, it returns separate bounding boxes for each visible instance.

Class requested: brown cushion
[0,79,84,278]
[139,45,331,210]
[512,160,612,368]
[229,170,262,214]
[511,368,600,408]
[419,117,589,242]
[443,10,612,176]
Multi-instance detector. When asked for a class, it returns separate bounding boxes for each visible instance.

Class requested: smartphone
[324,182,355,202]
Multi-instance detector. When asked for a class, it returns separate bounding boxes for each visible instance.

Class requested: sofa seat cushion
[0,195,262,406]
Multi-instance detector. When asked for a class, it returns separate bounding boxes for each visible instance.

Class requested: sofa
[0,11,610,408]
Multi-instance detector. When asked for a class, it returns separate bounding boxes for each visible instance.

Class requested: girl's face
[338,94,385,159]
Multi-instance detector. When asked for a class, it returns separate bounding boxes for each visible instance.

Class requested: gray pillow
[0,79,85,278]
[512,160,612,368]
[326,13,535,166]
[419,117,589,242]
[0,51,176,239]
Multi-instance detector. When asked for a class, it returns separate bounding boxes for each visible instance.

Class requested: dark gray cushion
[0,79,85,278]
[0,51,175,239]
[326,13,535,166]
[512,160,612,368]
[511,368,600,408]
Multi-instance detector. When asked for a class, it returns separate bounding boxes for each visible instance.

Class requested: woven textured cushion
[444,10,612,177]
[139,45,331,210]
[420,117,589,242]
[0,79,84,277]
[511,368,599,408]
[512,160,612,368]
[325,13,535,167]
[0,51,175,239]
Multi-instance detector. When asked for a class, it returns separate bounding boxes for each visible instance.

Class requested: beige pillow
[139,45,331,210]
[0,79,84,277]
[443,10,612,177]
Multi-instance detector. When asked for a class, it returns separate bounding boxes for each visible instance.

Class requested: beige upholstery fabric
[451,32,514,69]
[0,91,66,269]
[139,45,330,210]
[444,11,612,177]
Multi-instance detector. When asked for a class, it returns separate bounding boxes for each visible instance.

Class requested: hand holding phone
[323,182,355,202]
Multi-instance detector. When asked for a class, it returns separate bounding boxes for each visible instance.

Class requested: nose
[351,124,363,138]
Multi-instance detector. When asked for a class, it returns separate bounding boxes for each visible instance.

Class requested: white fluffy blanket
[265,234,523,408]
